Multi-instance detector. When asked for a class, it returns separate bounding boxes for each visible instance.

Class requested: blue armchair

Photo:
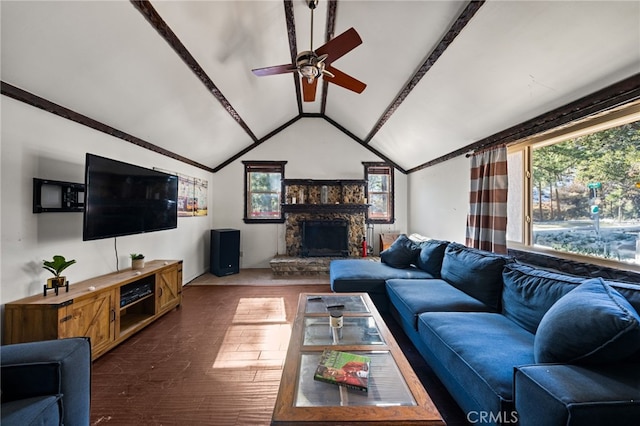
[1,337,91,426]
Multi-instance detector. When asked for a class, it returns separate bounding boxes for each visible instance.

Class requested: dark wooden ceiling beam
[364,0,486,144]
[283,0,303,114]
[320,0,338,115]
[1,81,214,172]
[407,73,640,173]
[131,0,258,143]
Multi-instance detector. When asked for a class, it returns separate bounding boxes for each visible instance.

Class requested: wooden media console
[3,260,182,360]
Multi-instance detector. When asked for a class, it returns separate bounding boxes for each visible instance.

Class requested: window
[507,104,640,267]
[243,161,286,223]
[364,162,394,224]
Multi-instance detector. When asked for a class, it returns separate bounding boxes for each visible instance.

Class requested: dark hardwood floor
[91,279,468,425]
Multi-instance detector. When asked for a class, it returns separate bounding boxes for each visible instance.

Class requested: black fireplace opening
[301,220,349,257]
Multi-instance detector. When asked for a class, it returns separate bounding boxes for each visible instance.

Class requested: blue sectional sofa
[330,236,640,426]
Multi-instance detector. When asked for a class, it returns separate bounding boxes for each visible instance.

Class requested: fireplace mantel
[282,203,369,214]
[282,179,367,186]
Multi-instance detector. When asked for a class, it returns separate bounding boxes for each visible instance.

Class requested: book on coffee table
[313,349,370,392]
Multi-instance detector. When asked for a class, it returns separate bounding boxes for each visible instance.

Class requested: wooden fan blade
[324,65,366,94]
[252,63,297,76]
[302,77,318,102]
[315,27,362,66]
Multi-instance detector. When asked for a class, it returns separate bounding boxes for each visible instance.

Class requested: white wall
[1,96,214,304]
[407,155,469,244]
[211,118,409,268]
[1,100,418,303]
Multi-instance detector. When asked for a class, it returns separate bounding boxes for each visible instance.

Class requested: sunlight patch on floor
[232,297,287,323]
[212,297,291,369]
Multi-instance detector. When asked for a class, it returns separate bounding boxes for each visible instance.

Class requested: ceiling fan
[251,0,366,102]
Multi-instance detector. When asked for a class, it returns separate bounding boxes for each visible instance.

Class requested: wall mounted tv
[83,153,178,241]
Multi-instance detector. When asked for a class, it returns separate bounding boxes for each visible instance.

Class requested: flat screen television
[83,153,178,241]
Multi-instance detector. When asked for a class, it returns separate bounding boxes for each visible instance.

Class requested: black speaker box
[210,229,240,276]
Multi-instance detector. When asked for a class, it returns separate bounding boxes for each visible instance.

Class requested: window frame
[363,162,395,224]
[242,161,286,224]
[507,102,640,271]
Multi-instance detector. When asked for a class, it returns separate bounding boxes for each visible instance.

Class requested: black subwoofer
[210,229,240,276]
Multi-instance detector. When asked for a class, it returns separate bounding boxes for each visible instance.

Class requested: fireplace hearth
[301,220,349,257]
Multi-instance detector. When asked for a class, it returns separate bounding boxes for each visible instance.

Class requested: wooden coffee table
[272,293,444,425]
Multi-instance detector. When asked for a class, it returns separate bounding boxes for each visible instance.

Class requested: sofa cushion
[502,263,584,334]
[387,279,493,330]
[415,239,449,277]
[418,312,535,415]
[380,234,421,268]
[1,395,62,426]
[535,278,640,364]
[330,259,434,295]
[440,242,512,311]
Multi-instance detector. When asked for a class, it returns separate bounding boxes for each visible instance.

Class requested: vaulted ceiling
[2,1,639,174]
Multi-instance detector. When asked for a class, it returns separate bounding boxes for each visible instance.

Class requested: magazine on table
[313,349,370,392]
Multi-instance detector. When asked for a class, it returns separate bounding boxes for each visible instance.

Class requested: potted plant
[43,255,76,288]
[130,253,145,270]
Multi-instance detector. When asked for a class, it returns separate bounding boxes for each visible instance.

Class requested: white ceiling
[2,0,639,173]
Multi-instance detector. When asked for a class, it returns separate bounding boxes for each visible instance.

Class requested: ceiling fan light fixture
[296,51,323,83]
[251,0,365,102]
[300,65,319,82]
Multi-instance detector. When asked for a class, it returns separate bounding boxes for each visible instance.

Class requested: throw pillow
[380,234,420,269]
[534,278,640,364]
[415,239,449,277]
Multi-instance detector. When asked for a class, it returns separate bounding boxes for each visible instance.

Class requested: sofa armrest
[1,338,91,425]
[514,363,640,426]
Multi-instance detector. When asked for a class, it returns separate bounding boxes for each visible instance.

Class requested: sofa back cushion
[607,280,640,313]
[502,263,584,334]
[415,239,449,277]
[440,242,512,311]
[534,278,640,364]
[608,280,640,361]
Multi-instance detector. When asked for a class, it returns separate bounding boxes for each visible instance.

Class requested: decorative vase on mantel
[321,185,329,204]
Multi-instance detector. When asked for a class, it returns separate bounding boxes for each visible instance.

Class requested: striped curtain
[465,145,508,254]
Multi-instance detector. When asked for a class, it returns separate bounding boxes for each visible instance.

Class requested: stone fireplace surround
[271,179,369,275]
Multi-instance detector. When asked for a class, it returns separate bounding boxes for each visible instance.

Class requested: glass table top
[303,316,385,346]
[305,294,370,314]
[294,351,416,407]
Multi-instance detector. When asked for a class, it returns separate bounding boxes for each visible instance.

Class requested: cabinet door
[157,266,180,313]
[61,289,115,356]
